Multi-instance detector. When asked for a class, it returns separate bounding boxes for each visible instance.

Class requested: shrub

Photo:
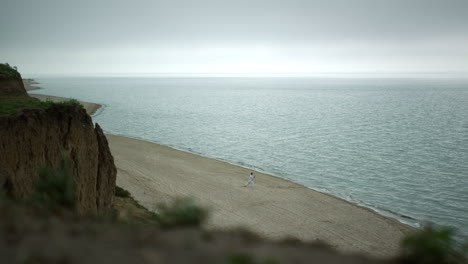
[224,254,279,264]
[115,186,131,198]
[225,254,254,264]
[400,225,466,264]
[32,157,75,210]
[0,98,83,115]
[0,63,20,79]
[155,198,209,228]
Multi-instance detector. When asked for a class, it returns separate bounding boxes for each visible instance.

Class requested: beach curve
[107,134,413,258]
[25,79,414,258]
[24,79,102,116]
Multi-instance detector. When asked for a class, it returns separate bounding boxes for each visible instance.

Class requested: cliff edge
[0,63,27,97]
[0,66,116,214]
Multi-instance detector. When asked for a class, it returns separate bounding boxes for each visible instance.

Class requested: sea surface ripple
[31,77,468,241]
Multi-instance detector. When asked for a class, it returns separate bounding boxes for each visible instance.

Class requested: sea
[29,75,468,241]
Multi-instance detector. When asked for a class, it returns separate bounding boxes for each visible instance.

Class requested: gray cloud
[1,0,467,74]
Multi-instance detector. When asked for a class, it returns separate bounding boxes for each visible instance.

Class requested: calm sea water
[30,76,468,240]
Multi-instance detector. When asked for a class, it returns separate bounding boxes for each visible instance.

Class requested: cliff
[0,64,27,97]
[0,105,117,214]
[0,69,116,214]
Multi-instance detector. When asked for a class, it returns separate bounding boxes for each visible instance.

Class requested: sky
[1,0,467,76]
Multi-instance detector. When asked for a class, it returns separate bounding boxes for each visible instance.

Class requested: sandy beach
[29,94,102,116]
[107,134,413,258]
[23,79,102,116]
[26,80,413,258]
[23,79,41,91]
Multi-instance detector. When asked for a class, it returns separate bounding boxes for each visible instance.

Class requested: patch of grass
[113,186,143,208]
[132,198,146,210]
[400,225,467,264]
[112,196,160,226]
[31,157,75,210]
[115,186,131,198]
[0,63,20,79]
[0,98,83,115]
[225,254,254,264]
[155,198,209,228]
[223,254,279,264]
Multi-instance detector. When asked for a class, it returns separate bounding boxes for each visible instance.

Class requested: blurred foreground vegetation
[400,225,467,264]
[1,161,467,264]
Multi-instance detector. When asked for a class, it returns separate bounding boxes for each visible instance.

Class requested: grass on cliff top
[0,97,83,115]
[0,63,20,79]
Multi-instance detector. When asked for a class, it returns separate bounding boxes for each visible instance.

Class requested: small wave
[356,201,421,227]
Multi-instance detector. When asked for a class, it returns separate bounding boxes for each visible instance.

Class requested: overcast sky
[1,0,467,75]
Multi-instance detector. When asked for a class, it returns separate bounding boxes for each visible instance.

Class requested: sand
[23,79,102,115]
[107,134,413,258]
[24,79,413,258]
[23,79,41,91]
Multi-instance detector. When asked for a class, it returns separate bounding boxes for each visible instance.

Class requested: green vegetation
[116,186,145,209]
[224,254,254,264]
[113,189,208,228]
[224,254,279,264]
[0,98,83,115]
[155,198,209,228]
[0,63,20,79]
[112,186,160,225]
[115,186,131,198]
[400,225,467,264]
[31,157,75,210]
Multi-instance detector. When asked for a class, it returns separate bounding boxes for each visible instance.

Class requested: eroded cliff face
[0,104,116,214]
[0,75,28,96]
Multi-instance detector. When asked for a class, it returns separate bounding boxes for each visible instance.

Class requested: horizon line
[24,71,468,79]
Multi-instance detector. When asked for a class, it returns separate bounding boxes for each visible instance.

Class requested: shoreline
[109,132,420,229]
[23,79,41,91]
[109,133,416,231]
[104,131,421,230]
[23,79,103,116]
[107,134,413,258]
[27,79,414,258]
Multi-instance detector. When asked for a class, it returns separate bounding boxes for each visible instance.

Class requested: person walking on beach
[244,172,255,187]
